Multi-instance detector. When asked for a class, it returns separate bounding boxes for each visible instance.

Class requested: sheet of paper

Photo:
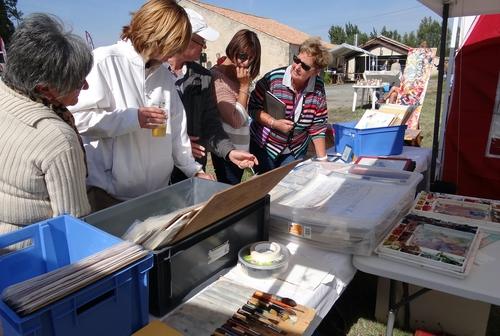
[355,110,395,129]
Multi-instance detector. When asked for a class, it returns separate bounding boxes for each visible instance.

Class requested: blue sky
[17,0,440,47]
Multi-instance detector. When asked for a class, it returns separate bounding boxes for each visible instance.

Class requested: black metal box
[83,178,269,316]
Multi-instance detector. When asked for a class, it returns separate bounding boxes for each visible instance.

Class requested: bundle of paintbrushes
[212,291,314,336]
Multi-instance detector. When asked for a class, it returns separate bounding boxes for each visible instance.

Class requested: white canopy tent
[416,0,500,185]
[418,0,500,18]
[330,43,377,79]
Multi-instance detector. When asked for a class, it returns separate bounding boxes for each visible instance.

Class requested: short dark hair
[225,29,261,79]
[3,13,93,100]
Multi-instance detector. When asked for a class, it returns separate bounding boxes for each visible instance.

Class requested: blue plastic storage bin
[0,215,153,336]
[333,121,406,157]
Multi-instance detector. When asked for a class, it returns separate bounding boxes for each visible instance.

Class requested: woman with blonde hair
[211,29,261,184]
[70,0,212,211]
[249,37,332,173]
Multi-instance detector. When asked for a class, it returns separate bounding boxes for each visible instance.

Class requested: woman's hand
[228,150,258,169]
[138,106,167,129]
[189,136,206,159]
[195,171,215,181]
[272,119,294,134]
[236,66,251,89]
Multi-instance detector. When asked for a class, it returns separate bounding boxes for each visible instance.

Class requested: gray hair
[3,13,93,99]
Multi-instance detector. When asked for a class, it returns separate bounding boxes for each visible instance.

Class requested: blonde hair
[299,37,332,69]
[121,0,191,61]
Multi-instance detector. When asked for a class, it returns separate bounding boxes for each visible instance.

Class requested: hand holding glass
[150,102,167,137]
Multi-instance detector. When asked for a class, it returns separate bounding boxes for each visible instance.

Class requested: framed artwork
[354,156,414,171]
[341,145,353,163]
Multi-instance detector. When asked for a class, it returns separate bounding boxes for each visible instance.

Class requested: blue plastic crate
[0,215,153,336]
[333,121,406,157]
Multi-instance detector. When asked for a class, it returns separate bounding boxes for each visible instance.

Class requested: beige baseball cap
[184,7,219,42]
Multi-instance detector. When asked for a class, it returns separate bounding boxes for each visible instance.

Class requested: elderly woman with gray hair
[0,13,93,235]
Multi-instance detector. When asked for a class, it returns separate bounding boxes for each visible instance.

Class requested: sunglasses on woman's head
[293,54,313,72]
[237,52,249,61]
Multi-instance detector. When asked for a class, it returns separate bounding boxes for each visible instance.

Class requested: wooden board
[132,320,182,336]
[172,160,300,243]
[252,302,315,336]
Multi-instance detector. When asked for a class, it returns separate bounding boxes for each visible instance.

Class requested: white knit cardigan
[0,80,90,235]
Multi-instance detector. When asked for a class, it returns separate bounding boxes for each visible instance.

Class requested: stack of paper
[354,105,414,129]
[355,109,395,129]
[269,161,422,255]
[122,204,204,250]
[378,104,415,126]
[2,241,148,316]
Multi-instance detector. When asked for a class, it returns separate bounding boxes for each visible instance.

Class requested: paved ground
[325,83,355,109]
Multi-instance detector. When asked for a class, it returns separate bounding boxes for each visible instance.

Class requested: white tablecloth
[162,236,356,335]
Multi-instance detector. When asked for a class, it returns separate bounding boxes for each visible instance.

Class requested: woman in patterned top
[249,37,332,173]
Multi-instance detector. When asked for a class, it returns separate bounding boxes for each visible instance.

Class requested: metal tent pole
[430,2,449,185]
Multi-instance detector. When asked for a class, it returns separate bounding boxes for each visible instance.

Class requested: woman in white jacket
[69,0,212,211]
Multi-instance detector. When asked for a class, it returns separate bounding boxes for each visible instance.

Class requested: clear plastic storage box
[269,161,422,255]
[84,178,269,316]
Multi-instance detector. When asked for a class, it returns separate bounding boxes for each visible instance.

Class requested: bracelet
[239,89,249,95]
[270,119,275,129]
[316,155,328,161]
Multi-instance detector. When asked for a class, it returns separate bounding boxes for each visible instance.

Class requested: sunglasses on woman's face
[237,52,249,61]
[293,54,313,72]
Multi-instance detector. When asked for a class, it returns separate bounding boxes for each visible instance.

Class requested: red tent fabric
[442,14,500,199]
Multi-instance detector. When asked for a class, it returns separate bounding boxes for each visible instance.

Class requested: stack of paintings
[376,189,500,278]
[411,191,500,231]
[377,190,500,277]
[376,213,482,278]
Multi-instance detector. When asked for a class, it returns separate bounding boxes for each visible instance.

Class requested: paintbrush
[237,309,286,335]
[248,298,298,323]
[222,322,247,336]
[214,327,235,336]
[253,291,297,307]
[241,304,280,324]
[252,292,304,313]
[248,297,292,315]
[227,319,261,336]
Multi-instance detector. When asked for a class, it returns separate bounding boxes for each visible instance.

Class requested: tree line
[328,16,443,50]
[0,0,22,45]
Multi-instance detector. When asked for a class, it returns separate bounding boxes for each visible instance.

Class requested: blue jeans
[250,140,304,174]
[212,154,244,185]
